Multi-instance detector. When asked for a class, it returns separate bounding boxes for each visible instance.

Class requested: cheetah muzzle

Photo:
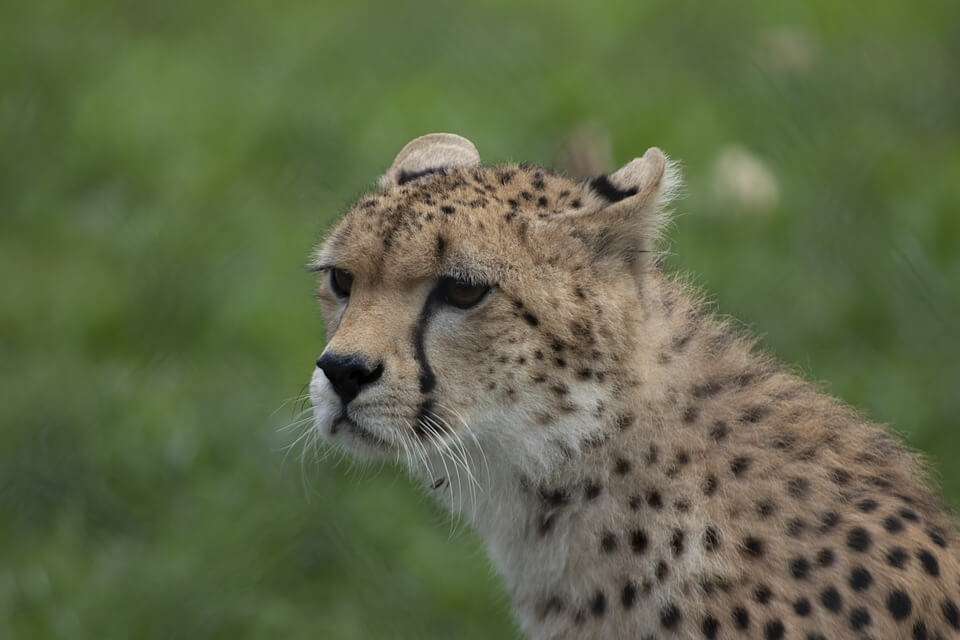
[307,133,960,639]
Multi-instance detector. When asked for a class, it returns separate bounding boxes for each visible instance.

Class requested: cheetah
[308,133,960,639]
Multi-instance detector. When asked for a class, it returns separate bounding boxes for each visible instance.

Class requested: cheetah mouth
[332,411,391,449]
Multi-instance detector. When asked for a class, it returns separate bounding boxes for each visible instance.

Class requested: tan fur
[308,134,960,639]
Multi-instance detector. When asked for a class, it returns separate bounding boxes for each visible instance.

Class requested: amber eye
[438,277,490,309]
[329,268,353,298]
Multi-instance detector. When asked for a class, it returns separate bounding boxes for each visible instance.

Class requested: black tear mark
[413,289,441,396]
[414,398,435,439]
[435,234,446,260]
[589,174,639,203]
[397,166,445,185]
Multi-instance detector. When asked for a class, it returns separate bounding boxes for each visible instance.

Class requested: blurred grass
[1,0,959,637]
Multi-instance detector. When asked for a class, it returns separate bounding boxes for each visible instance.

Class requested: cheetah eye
[438,277,490,309]
[329,268,353,298]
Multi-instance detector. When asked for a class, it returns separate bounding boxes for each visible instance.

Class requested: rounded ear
[560,147,682,277]
[379,133,481,189]
[579,147,676,213]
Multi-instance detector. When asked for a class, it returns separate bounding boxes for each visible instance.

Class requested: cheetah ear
[565,147,681,274]
[379,133,481,189]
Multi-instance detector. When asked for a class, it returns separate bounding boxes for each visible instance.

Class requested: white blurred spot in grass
[760,26,818,74]
[711,144,781,215]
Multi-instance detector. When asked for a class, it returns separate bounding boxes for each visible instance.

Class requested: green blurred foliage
[1,0,958,637]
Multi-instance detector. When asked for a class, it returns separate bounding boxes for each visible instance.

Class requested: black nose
[315,352,384,405]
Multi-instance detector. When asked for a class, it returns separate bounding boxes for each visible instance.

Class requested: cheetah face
[309,133,678,470]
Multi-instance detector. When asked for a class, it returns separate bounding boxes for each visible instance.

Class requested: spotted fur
[308,133,960,639]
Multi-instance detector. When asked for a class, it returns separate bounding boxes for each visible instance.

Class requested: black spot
[703,526,721,551]
[732,606,750,629]
[789,556,810,579]
[630,529,648,554]
[682,406,699,424]
[614,457,631,475]
[645,443,659,464]
[660,603,681,630]
[584,481,602,500]
[786,518,807,538]
[590,174,639,203]
[440,204,455,214]
[540,487,570,506]
[656,561,669,581]
[621,581,637,608]
[884,515,905,533]
[522,312,539,327]
[591,590,606,616]
[755,500,776,518]
[710,421,729,441]
[857,498,879,513]
[816,547,835,567]
[886,546,909,568]
[703,475,718,496]
[554,357,566,368]
[693,379,723,398]
[434,234,446,259]
[701,615,719,639]
[754,584,772,605]
[899,507,919,521]
[647,490,663,509]
[926,526,947,548]
[740,405,770,423]
[600,532,617,553]
[397,166,443,185]
[628,495,642,510]
[849,607,871,631]
[537,595,564,619]
[916,548,940,576]
[617,413,635,431]
[787,476,810,499]
[849,566,873,591]
[820,586,843,613]
[847,526,872,552]
[763,619,785,640]
[830,468,852,485]
[793,597,811,616]
[741,537,765,558]
[943,599,960,629]
[538,513,555,536]
[730,456,751,477]
[913,620,929,640]
[818,511,840,533]
[887,590,912,620]
[671,529,685,556]
[537,195,548,207]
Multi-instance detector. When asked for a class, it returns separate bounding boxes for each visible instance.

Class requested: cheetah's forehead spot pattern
[323,163,621,287]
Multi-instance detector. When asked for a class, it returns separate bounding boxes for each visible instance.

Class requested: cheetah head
[309,133,679,475]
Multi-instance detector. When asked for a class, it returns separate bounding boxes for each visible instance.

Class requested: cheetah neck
[431,274,766,634]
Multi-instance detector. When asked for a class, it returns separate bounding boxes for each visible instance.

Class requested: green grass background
[2,0,958,637]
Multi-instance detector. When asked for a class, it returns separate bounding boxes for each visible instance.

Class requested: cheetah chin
[304,133,960,640]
